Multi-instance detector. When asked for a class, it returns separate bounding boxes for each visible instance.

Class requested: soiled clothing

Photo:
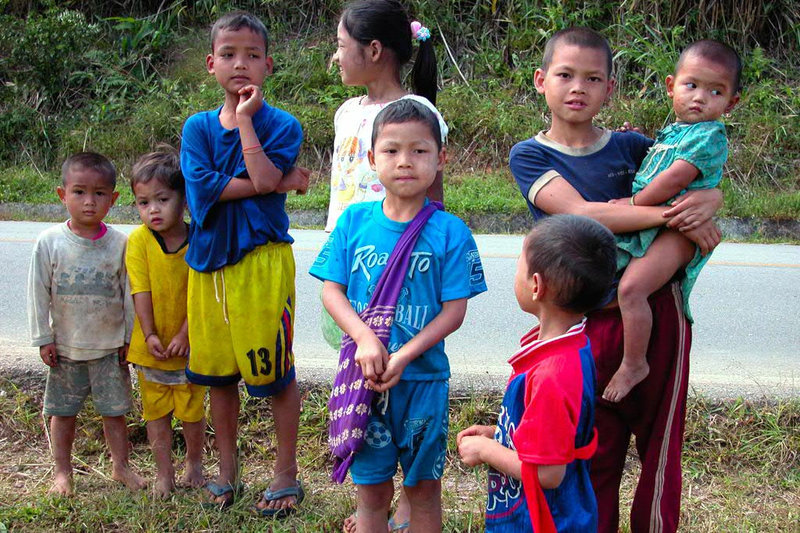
[186,242,296,398]
[43,352,132,417]
[28,222,133,361]
[325,95,448,232]
[125,224,190,371]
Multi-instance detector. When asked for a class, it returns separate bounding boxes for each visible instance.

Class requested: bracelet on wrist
[144,332,157,341]
[630,194,636,206]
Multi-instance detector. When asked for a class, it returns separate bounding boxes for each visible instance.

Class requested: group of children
[27,1,741,531]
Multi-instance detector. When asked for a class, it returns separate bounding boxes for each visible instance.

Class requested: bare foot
[112,466,147,491]
[342,509,409,532]
[343,513,356,533]
[603,359,650,402]
[255,474,301,514]
[154,473,175,499]
[179,461,205,488]
[49,471,73,497]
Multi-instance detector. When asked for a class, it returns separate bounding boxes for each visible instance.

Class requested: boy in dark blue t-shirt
[180,11,309,516]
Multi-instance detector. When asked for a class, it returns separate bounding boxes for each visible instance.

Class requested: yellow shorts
[186,242,296,397]
[138,373,206,423]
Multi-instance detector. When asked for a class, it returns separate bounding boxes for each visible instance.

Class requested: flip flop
[202,480,243,510]
[389,517,410,532]
[255,479,305,519]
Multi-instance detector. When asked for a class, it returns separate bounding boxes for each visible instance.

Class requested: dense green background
[1,0,798,218]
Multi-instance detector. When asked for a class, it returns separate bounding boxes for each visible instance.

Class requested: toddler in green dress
[603,40,741,402]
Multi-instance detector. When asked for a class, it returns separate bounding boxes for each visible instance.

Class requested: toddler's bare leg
[147,415,174,497]
[356,481,394,533]
[49,415,76,496]
[256,378,301,512]
[604,229,696,402]
[404,479,442,533]
[208,383,239,504]
[103,415,146,490]
[179,417,206,488]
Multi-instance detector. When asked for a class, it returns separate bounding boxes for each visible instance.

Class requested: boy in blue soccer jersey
[458,215,617,532]
[310,99,487,532]
[180,11,309,515]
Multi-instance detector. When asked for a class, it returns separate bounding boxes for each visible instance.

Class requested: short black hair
[130,146,184,196]
[523,214,617,314]
[371,98,442,151]
[61,152,116,188]
[211,11,269,53]
[542,27,613,77]
[677,39,742,93]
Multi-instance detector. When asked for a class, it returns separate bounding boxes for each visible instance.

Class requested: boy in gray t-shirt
[27,152,144,496]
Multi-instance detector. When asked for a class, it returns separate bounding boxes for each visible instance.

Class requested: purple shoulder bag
[328,201,443,483]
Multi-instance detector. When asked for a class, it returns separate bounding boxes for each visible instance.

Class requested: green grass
[0,376,797,532]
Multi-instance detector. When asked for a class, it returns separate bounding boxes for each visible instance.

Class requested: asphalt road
[2,221,798,398]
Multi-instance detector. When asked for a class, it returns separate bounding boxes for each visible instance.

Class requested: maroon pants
[585,282,691,533]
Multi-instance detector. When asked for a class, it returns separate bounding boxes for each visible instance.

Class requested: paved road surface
[1,221,798,398]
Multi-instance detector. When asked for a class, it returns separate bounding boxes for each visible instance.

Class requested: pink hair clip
[410,20,431,42]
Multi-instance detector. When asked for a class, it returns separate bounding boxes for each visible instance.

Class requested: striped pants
[586,281,691,533]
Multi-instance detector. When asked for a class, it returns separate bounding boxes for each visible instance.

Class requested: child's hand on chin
[236,85,263,118]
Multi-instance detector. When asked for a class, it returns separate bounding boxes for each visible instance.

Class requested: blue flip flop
[202,480,243,510]
[255,479,305,519]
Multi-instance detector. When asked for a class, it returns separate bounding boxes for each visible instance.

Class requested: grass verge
[0,375,797,532]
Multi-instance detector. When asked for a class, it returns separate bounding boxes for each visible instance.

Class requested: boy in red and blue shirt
[458,215,617,532]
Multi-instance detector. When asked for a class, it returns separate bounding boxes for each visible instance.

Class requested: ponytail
[410,24,438,105]
[341,0,439,105]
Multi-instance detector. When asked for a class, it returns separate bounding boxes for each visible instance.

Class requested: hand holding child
[39,343,58,367]
[236,84,264,118]
[664,189,723,231]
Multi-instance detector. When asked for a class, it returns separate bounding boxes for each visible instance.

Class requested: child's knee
[618,276,647,305]
[357,480,394,511]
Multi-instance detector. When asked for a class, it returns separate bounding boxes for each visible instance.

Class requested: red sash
[520,429,598,532]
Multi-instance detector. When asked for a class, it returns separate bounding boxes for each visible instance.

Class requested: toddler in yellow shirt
[126,148,207,497]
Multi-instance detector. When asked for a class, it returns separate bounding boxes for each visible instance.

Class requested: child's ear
[56,186,66,204]
[110,191,120,206]
[725,92,740,114]
[605,76,616,102]
[437,146,447,172]
[367,149,376,170]
[533,68,547,94]
[206,53,215,75]
[264,55,274,76]
[665,74,676,98]
[368,39,383,64]
[531,272,543,301]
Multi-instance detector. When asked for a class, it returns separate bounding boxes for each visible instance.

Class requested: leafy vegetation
[0,1,798,219]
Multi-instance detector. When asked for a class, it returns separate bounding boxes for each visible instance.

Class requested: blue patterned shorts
[350,379,449,487]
